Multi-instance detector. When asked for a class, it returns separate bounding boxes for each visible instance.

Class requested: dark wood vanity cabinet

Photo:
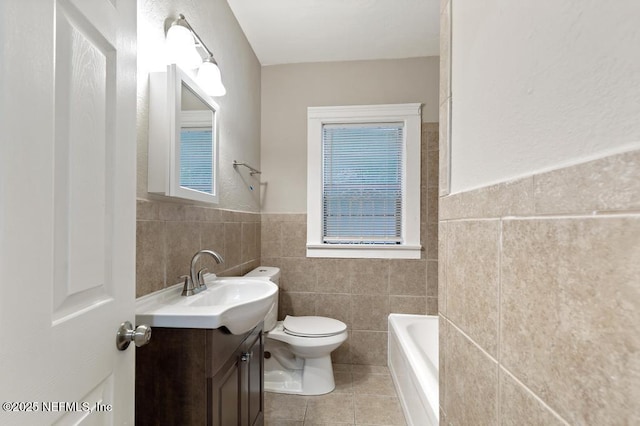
[135,323,264,426]
[210,325,263,426]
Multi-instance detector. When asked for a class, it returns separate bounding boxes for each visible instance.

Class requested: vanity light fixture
[197,57,226,97]
[165,18,202,70]
[165,14,226,97]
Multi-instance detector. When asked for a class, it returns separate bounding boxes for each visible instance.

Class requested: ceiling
[226,0,440,66]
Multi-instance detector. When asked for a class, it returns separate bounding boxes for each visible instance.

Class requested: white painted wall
[261,57,440,213]
[450,0,640,193]
[137,0,261,211]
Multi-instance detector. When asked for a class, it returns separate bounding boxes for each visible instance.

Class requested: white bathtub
[388,314,439,426]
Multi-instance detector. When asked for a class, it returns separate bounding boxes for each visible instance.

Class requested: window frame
[306,103,422,259]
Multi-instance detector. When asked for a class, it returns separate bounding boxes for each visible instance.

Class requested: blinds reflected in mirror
[180,128,213,194]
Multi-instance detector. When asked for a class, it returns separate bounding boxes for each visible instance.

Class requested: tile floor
[264,364,408,426]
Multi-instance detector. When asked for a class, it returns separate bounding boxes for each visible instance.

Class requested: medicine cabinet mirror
[148,64,220,203]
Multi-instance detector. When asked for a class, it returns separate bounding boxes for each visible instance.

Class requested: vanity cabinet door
[240,328,264,426]
[208,323,263,426]
[209,354,241,426]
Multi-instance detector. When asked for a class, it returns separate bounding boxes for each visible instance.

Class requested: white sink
[136,276,278,334]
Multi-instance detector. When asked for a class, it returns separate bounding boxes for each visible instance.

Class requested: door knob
[116,321,152,351]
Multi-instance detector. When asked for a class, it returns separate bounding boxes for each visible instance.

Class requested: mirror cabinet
[148,64,220,203]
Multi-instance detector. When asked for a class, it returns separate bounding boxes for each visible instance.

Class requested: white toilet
[244,266,348,395]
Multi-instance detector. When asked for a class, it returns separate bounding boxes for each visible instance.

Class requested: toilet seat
[283,316,347,338]
[266,321,348,350]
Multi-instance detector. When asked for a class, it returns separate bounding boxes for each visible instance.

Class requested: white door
[0,0,137,424]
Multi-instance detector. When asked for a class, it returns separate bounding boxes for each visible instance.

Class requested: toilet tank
[244,266,280,331]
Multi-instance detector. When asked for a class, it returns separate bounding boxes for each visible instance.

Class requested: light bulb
[166,24,202,70]
[197,60,227,96]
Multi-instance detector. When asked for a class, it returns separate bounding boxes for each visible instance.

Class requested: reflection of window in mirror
[180,84,214,195]
[179,125,213,193]
[148,64,219,204]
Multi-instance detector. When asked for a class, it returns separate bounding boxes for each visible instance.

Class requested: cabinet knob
[240,351,251,362]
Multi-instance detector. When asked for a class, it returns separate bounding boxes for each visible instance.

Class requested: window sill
[306,244,422,259]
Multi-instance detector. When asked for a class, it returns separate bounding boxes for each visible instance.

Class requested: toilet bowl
[244,266,348,395]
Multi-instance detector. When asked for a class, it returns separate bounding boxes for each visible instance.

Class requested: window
[323,123,403,244]
[307,104,422,259]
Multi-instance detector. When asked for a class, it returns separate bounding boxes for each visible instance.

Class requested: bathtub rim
[388,313,439,426]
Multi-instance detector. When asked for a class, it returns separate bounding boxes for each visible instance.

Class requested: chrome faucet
[181,249,224,296]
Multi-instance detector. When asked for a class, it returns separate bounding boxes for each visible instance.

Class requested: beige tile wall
[438,149,640,425]
[136,200,261,297]
[260,123,439,365]
[439,0,452,197]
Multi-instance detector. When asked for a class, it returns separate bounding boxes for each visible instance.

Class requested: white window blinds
[180,128,213,194]
[322,122,404,244]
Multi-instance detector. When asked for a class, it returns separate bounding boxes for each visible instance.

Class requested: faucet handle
[197,268,209,288]
[180,274,197,297]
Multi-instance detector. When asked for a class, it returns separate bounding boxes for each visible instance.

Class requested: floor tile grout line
[266,363,405,426]
[302,398,308,424]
